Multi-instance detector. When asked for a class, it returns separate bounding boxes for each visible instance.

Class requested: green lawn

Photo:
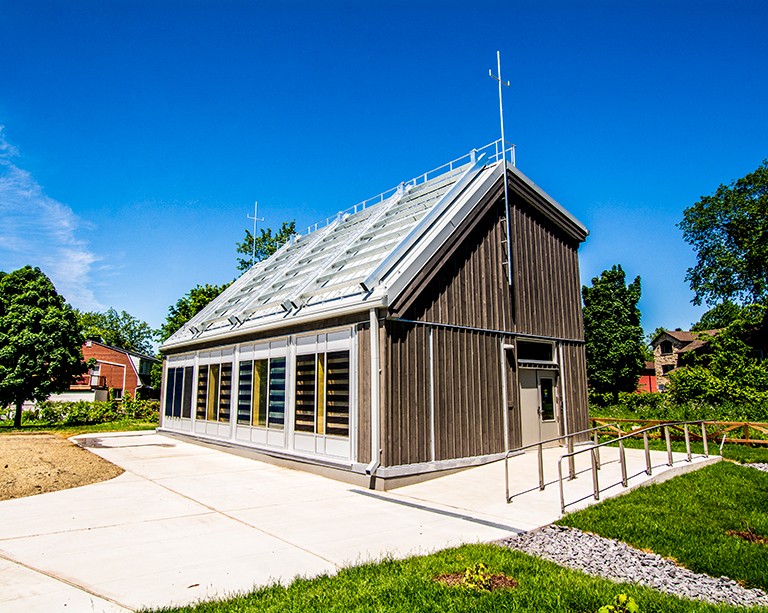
[558,461,768,591]
[144,543,756,613]
[0,419,157,437]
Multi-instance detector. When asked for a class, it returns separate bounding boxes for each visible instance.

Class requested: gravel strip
[502,525,768,608]
[747,463,768,474]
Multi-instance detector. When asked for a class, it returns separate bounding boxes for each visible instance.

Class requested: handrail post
[538,443,545,490]
[665,425,673,466]
[702,422,709,457]
[643,430,652,475]
[684,423,692,462]
[505,451,510,503]
[619,438,628,487]
[593,429,601,469]
[591,447,600,500]
[558,458,566,514]
[568,433,576,480]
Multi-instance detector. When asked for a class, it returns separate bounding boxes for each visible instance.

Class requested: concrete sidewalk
[0,431,718,612]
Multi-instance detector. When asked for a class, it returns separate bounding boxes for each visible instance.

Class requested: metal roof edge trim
[505,161,588,241]
[159,296,387,353]
[383,163,502,303]
[360,155,486,292]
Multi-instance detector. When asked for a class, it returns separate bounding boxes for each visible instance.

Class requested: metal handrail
[303,139,516,235]
[556,420,711,514]
[505,422,618,503]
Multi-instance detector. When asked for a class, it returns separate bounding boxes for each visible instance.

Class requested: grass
[144,543,757,613]
[558,461,768,592]
[0,418,158,438]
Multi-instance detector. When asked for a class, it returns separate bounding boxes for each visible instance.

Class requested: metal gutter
[366,307,382,488]
[161,296,387,353]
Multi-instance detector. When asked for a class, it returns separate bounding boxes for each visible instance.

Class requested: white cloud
[0,127,103,310]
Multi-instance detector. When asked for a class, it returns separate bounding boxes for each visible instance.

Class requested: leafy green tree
[0,266,87,427]
[76,307,156,355]
[668,305,768,419]
[236,220,296,271]
[679,160,768,307]
[691,299,745,332]
[154,282,231,389]
[157,283,231,344]
[582,265,645,404]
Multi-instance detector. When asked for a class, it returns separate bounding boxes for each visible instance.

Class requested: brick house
[49,340,159,402]
[650,329,719,391]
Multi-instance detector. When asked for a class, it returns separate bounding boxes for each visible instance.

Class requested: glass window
[237,360,253,425]
[517,341,553,362]
[540,378,555,421]
[294,354,316,432]
[172,367,184,418]
[294,351,350,437]
[219,363,232,423]
[268,357,286,429]
[196,366,208,419]
[164,368,176,417]
[207,364,219,421]
[237,359,270,427]
[660,341,673,355]
[182,366,194,418]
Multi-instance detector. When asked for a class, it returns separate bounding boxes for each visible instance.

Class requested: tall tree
[582,265,645,403]
[679,160,768,307]
[158,283,231,344]
[691,300,745,332]
[76,308,156,355]
[236,221,296,271]
[0,266,87,427]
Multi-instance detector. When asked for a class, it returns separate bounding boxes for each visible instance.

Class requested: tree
[667,305,768,419]
[153,282,231,389]
[679,160,768,307]
[236,220,296,271]
[690,300,745,332]
[582,265,645,403]
[157,283,231,344]
[0,266,87,427]
[76,308,156,355]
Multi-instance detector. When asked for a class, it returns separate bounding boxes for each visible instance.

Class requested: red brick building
[51,340,159,401]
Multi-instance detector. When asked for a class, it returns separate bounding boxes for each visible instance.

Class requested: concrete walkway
[0,431,718,612]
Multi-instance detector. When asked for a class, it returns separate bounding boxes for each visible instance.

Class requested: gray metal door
[519,369,560,446]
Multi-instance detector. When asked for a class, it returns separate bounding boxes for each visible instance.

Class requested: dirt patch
[0,434,124,501]
[435,571,519,590]
[727,528,768,546]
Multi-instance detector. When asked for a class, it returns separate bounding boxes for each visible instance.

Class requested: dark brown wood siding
[356,322,371,464]
[393,188,583,341]
[432,326,506,460]
[383,172,588,462]
[511,192,584,339]
[382,320,431,467]
[560,341,590,435]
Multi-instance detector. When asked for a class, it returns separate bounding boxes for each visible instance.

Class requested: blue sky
[1,0,766,341]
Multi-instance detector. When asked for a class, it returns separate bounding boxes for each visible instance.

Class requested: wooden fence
[590,417,768,446]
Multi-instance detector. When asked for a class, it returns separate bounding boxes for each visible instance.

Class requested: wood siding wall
[394,190,583,341]
[383,174,588,464]
[383,321,431,466]
[381,320,507,467]
[560,341,590,435]
[433,327,505,460]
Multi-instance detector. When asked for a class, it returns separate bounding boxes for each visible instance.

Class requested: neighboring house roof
[161,143,588,352]
[84,339,159,363]
[651,329,720,351]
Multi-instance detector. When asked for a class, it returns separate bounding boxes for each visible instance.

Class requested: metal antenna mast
[247,201,264,267]
[489,50,515,287]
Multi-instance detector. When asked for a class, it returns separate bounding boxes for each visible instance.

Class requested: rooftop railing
[303,139,516,236]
